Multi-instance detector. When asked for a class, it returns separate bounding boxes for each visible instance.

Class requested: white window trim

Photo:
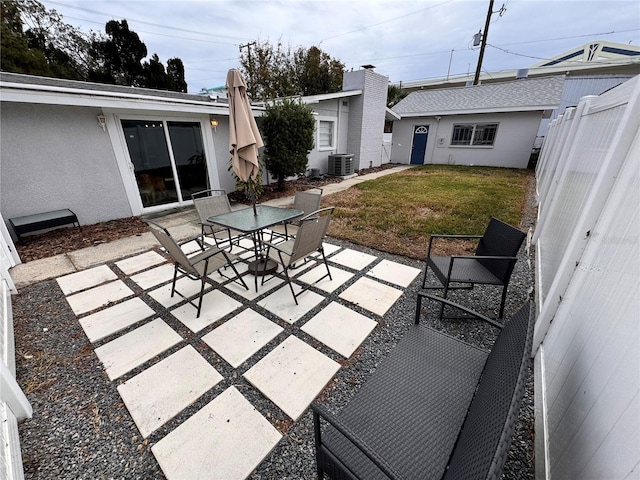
[317,117,337,152]
[450,122,499,148]
[105,111,220,215]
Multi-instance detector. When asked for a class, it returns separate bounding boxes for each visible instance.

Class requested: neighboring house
[0,67,387,257]
[389,76,564,168]
[395,41,640,92]
[391,41,640,150]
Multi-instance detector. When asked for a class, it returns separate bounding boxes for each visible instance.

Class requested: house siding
[0,103,133,231]
[391,111,542,169]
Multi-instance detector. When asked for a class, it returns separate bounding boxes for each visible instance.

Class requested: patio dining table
[207,204,303,291]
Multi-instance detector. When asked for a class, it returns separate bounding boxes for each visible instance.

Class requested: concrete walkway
[9,166,412,288]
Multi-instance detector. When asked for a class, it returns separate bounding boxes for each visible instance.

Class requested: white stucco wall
[0,103,133,231]
[305,98,350,176]
[391,111,543,169]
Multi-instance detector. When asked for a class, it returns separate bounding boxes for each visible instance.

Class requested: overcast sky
[39,0,640,94]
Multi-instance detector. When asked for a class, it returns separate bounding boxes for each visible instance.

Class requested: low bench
[312,294,534,480]
[9,209,80,241]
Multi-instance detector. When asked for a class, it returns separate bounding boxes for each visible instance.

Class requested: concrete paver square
[65,280,134,316]
[79,298,155,343]
[301,302,377,358]
[296,265,354,293]
[225,275,283,301]
[310,242,342,259]
[117,346,223,438]
[94,319,182,380]
[171,289,242,333]
[329,248,377,271]
[202,309,283,368]
[243,335,340,420]
[56,265,117,296]
[257,284,324,324]
[367,259,422,288]
[130,263,175,290]
[339,277,404,317]
[180,240,203,255]
[115,251,166,275]
[151,386,281,480]
[207,262,250,285]
[147,276,203,308]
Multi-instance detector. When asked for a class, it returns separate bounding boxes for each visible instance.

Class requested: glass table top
[207,205,303,233]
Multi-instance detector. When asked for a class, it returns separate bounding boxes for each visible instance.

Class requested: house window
[451,123,498,146]
[318,120,335,150]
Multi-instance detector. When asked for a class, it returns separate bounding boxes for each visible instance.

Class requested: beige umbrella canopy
[226,69,263,213]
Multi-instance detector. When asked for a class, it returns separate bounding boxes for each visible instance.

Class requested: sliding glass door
[122,119,209,208]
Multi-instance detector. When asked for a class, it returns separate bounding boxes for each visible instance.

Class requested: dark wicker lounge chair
[312,294,534,480]
[422,217,526,318]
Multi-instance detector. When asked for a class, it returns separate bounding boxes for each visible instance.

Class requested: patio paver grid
[55,233,422,480]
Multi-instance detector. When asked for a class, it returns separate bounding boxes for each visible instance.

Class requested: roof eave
[0,81,234,115]
[395,105,558,118]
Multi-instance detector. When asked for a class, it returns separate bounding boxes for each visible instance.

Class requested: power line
[44,0,249,42]
[312,0,454,45]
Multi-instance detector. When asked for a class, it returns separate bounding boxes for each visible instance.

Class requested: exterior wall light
[210,118,219,131]
[97,115,107,131]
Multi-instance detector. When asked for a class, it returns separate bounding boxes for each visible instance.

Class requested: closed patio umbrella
[226,68,263,214]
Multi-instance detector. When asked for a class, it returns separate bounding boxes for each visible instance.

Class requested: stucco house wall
[391,111,544,168]
[301,97,350,176]
[0,103,133,224]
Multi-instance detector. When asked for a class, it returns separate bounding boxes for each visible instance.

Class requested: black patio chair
[145,220,248,317]
[422,217,526,318]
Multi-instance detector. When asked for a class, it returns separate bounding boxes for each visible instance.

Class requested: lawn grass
[323,165,532,259]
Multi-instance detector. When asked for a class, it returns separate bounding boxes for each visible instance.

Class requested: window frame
[450,122,499,147]
[317,118,336,151]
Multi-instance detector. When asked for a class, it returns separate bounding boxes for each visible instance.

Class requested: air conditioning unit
[328,154,355,176]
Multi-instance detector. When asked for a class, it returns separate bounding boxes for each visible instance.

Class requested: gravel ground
[13,177,537,479]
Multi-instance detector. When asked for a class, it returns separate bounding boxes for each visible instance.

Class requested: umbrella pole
[249,180,257,215]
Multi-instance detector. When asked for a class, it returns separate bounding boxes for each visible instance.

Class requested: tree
[261,98,315,190]
[240,40,344,101]
[296,46,344,96]
[90,19,147,86]
[387,84,408,108]
[141,53,169,90]
[1,0,92,78]
[166,58,187,93]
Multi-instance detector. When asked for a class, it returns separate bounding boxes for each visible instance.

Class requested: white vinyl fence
[533,75,639,479]
[1,214,30,480]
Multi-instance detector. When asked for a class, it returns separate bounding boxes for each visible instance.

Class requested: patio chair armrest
[416,293,502,329]
[311,403,402,480]
[427,234,483,256]
[189,246,229,264]
[449,255,519,261]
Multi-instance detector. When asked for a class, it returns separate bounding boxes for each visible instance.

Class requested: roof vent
[516,68,529,79]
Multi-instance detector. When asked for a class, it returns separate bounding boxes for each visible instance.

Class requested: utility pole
[239,41,256,90]
[473,0,494,85]
[473,0,507,85]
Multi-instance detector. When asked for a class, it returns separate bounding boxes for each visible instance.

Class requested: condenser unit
[328,154,355,176]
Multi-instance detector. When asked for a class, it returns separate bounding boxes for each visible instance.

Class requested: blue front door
[410,125,429,165]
